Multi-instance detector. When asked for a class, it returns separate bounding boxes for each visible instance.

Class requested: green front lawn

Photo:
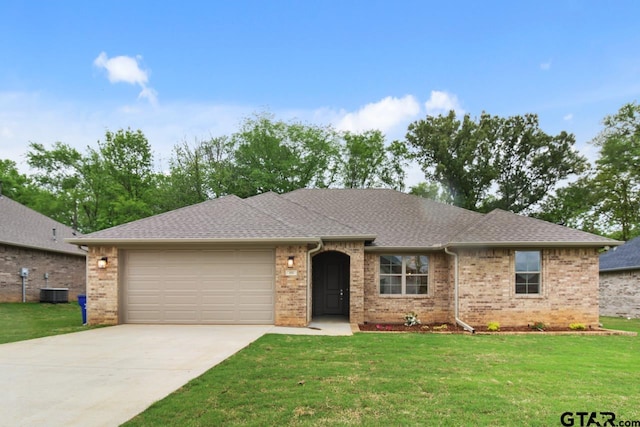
[0,302,96,344]
[125,318,640,427]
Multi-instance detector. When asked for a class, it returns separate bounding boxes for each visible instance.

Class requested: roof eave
[321,234,377,242]
[600,265,640,273]
[364,245,444,252]
[446,240,623,248]
[65,237,322,246]
[1,240,87,257]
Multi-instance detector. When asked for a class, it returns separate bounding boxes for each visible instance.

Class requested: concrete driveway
[0,325,273,427]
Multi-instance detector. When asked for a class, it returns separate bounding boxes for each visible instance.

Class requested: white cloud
[540,61,552,70]
[335,95,421,133]
[94,52,157,105]
[563,113,573,121]
[424,90,463,116]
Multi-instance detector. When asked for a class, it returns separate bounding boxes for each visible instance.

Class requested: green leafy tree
[405,111,497,210]
[590,102,640,239]
[0,159,45,205]
[26,128,162,232]
[339,130,407,190]
[26,142,87,228]
[405,111,586,213]
[485,114,586,213]
[409,181,451,203]
[161,136,235,210]
[230,114,340,197]
[96,128,158,228]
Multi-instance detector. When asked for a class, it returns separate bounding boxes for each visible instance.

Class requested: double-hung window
[515,251,541,294]
[379,255,428,295]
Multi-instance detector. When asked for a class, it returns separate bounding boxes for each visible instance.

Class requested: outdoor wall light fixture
[287,256,295,268]
[97,257,108,269]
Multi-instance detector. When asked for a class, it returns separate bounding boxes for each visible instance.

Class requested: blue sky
[1,1,639,186]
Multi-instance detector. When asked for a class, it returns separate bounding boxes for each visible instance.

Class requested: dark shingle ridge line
[444,207,489,246]
[260,190,366,235]
[240,192,319,238]
[281,188,395,235]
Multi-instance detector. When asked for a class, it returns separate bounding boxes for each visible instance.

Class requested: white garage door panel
[124,249,274,324]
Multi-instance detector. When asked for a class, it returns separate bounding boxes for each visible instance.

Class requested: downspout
[307,239,324,323]
[444,247,475,334]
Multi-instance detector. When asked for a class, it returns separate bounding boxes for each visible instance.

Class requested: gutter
[444,247,475,334]
[65,237,322,245]
[307,239,324,324]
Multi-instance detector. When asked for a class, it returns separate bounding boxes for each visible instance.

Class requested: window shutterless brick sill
[378,294,432,299]
[514,294,545,299]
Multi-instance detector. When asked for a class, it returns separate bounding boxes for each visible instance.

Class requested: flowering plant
[404,312,421,327]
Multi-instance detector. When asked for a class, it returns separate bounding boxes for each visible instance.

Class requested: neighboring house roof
[67,188,619,249]
[0,195,86,256]
[600,236,640,272]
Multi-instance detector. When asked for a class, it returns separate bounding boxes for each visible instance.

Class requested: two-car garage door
[122,249,275,324]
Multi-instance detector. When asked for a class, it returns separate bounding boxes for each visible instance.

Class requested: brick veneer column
[275,245,308,326]
[87,246,119,325]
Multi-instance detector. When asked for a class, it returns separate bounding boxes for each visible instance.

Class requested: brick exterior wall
[275,245,309,326]
[363,252,454,324]
[0,244,85,302]
[600,270,640,318]
[87,246,119,325]
[457,248,600,328]
[82,242,601,328]
[315,242,366,324]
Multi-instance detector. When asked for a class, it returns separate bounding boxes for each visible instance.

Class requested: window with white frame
[379,255,429,295]
[515,250,541,294]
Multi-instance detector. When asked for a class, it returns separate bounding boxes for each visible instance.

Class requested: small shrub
[530,321,546,331]
[404,312,421,327]
[487,321,500,332]
[432,324,448,331]
[569,323,586,330]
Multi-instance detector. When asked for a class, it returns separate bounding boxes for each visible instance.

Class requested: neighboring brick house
[1,195,86,302]
[599,236,640,318]
[67,189,618,330]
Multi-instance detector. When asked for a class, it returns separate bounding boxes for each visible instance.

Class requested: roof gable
[0,196,85,256]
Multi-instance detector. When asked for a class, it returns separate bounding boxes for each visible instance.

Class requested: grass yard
[0,302,96,344]
[125,317,640,427]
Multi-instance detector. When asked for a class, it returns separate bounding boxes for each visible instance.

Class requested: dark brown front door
[312,251,350,317]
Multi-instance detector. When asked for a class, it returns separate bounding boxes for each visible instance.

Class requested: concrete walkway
[0,322,352,427]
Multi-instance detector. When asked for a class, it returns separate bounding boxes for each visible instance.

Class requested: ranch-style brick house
[1,195,86,302]
[599,236,640,319]
[67,189,619,331]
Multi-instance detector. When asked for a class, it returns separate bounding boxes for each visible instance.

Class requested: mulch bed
[358,323,607,334]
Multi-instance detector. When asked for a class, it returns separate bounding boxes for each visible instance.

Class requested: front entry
[312,251,350,317]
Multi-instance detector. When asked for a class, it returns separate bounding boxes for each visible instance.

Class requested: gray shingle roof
[0,196,86,256]
[449,209,617,247]
[244,192,369,239]
[282,188,483,248]
[70,189,618,249]
[81,195,317,241]
[600,236,640,272]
